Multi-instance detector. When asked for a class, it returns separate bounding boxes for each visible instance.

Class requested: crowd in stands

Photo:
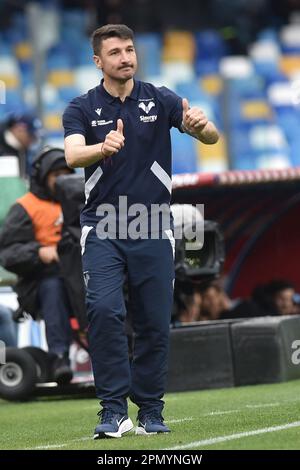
[174,279,300,324]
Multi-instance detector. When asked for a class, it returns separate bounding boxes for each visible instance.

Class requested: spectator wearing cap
[0,147,75,384]
[0,113,42,178]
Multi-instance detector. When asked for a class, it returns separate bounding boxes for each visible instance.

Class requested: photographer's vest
[17,192,63,246]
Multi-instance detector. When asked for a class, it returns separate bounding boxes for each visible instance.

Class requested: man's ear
[93,55,102,70]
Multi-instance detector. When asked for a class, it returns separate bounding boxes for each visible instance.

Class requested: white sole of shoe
[94,418,134,439]
[135,426,157,436]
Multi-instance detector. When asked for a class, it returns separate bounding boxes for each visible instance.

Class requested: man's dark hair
[91,24,134,55]
[265,280,295,296]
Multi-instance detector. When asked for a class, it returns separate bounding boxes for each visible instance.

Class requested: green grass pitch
[1,379,300,450]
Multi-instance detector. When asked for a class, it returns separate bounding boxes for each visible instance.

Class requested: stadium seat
[195,133,228,172]
[163,31,195,63]
[48,70,74,88]
[201,74,223,96]
[219,56,254,79]
[249,124,288,152]
[0,57,20,88]
[280,55,300,77]
[135,33,162,78]
[161,62,195,84]
[250,123,292,169]
[175,80,209,101]
[255,152,291,169]
[240,100,272,121]
[43,111,64,132]
[14,42,33,62]
[171,128,198,174]
[267,81,293,107]
[57,86,81,103]
[195,30,227,60]
[74,65,100,94]
[0,42,13,57]
[2,90,24,113]
[249,40,281,80]
[195,30,226,77]
[229,126,255,169]
[280,24,300,54]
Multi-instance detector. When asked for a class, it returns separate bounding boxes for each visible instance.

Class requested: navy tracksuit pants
[38,277,72,355]
[81,228,175,415]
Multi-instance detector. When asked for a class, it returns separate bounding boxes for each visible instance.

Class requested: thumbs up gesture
[182,97,208,133]
[117,118,123,135]
[101,118,125,158]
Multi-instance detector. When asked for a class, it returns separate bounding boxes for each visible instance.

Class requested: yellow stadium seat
[162,31,195,63]
[280,55,300,77]
[195,132,228,172]
[241,100,273,120]
[44,113,62,131]
[0,75,19,89]
[48,70,74,87]
[15,42,33,61]
[201,75,223,95]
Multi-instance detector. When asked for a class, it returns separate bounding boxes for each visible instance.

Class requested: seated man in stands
[201,282,232,320]
[222,279,299,319]
[175,289,203,324]
[265,279,298,316]
[0,112,42,178]
[0,147,74,383]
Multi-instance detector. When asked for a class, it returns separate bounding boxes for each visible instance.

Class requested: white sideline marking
[203,402,281,416]
[246,402,281,409]
[205,409,240,416]
[166,417,194,424]
[26,437,91,450]
[166,420,300,450]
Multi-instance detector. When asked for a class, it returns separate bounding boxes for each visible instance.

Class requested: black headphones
[32,145,64,166]
[32,146,66,184]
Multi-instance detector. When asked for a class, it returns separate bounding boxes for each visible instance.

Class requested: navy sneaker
[93,409,134,439]
[136,411,170,435]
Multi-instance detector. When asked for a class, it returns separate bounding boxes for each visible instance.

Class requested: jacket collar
[98,78,140,103]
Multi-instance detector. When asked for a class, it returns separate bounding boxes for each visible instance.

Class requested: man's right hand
[38,246,59,264]
[101,119,125,158]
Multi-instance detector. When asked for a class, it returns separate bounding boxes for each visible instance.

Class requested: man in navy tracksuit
[63,24,219,438]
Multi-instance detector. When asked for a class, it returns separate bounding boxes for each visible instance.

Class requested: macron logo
[139,101,155,114]
[95,108,102,116]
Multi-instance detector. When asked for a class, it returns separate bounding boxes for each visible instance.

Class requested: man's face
[202,287,224,320]
[11,123,36,149]
[93,37,137,82]
[46,168,71,195]
[274,288,295,315]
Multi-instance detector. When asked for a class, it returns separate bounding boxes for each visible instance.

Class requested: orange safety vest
[17,192,63,246]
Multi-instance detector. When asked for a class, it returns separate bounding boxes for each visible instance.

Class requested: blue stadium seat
[0,42,13,56]
[195,58,220,77]
[61,9,89,35]
[57,87,81,103]
[47,44,74,69]
[175,80,209,102]
[171,128,198,174]
[135,33,161,78]
[195,30,227,60]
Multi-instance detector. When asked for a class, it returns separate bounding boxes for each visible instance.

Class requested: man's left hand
[182,98,208,133]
